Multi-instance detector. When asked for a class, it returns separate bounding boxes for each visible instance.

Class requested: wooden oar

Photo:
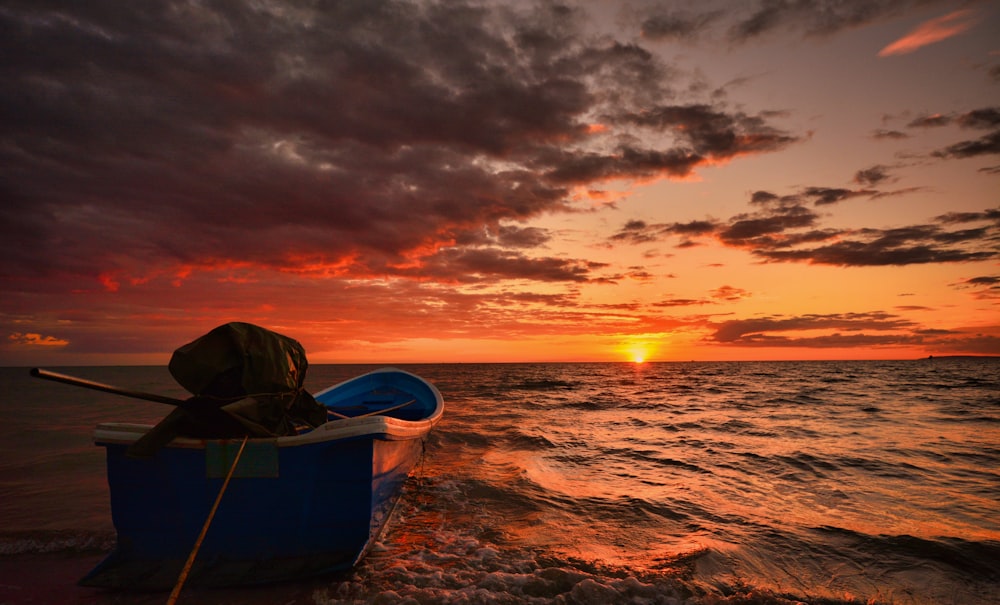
[30,368,270,458]
[30,368,193,408]
[326,399,417,420]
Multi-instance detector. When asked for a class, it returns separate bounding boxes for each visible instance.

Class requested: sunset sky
[2,0,998,365]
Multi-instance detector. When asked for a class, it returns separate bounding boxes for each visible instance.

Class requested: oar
[30,368,193,408]
[327,399,417,420]
[30,368,272,457]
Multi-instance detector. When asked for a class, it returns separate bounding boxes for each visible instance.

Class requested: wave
[0,529,114,555]
[814,527,1000,579]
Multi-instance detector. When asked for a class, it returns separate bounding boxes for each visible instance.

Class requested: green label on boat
[206,441,280,478]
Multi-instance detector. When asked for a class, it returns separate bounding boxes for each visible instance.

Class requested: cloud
[933,130,1000,158]
[894,106,1000,159]
[640,9,725,41]
[711,285,752,301]
[405,247,604,284]
[705,310,1000,355]
[908,113,953,128]
[710,311,916,344]
[951,275,1000,300]
[611,191,1000,267]
[934,107,1000,159]
[7,332,70,347]
[854,165,893,186]
[614,104,799,160]
[728,0,941,42]
[960,275,1000,286]
[654,298,713,308]
[878,9,979,57]
[871,129,910,140]
[719,203,822,245]
[802,186,878,205]
[0,1,801,294]
[650,284,751,308]
[957,107,1000,129]
[610,218,720,246]
[754,222,998,266]
[1,0,995,363]
[633,1,964,47]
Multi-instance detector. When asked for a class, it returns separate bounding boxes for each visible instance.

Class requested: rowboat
[65,366,443,590]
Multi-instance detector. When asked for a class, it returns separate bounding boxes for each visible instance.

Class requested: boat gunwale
[94,412,440,448]
[94,367,444,448]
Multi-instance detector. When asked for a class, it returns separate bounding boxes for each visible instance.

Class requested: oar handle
[30,368,189,408]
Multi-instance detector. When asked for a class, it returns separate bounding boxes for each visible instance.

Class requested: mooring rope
[166,434,249,605]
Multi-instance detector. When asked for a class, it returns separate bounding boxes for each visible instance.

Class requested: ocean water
[0,360,998,605]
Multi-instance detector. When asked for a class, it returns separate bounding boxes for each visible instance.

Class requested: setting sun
[628,347,649,364]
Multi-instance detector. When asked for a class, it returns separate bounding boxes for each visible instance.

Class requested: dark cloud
[712,285,751,301]
[751,185,880,208]
[654,298,713,308]
[634,1,957,47]
[900,107,1000,159]
[928,334,1000,355]
[936,208,1000,224]
[871,129,910,140]
[750,190,781,205]
[454,225,553,249]
[908,113,952,128]
[726,0,939,42]
[705,309,1000,354]
[711,312,915,344]
[951,275,1000,300]
[541,146,707,184]
[718,202,821,245]
[956,107,1000,129]
[854,165,892,186]
[933,130,1000,158]
[611,190,999,267]
[755,223,997,266]
[405,247,605,284]
[640,9,725,41]
[609,218,719,245]
[0,0,799,291]
[614,104,799,159]
[650,284,750,308]
[961,275,1000,286]
[802,186,877,205]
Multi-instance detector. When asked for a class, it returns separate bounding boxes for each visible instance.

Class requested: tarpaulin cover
[128,322,327,457]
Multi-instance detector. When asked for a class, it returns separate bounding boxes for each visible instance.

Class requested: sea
[0,359,997,605]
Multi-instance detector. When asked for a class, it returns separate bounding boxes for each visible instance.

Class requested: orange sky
[1,1,998,365]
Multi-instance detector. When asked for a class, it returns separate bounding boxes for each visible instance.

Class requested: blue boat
[78,367,444,590]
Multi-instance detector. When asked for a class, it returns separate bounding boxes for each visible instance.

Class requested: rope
[166,435,249,605]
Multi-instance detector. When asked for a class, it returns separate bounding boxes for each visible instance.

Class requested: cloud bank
[1,0,996,361]
[1,1,803,292]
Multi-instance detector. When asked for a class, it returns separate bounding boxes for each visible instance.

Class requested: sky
[1,0,998,366]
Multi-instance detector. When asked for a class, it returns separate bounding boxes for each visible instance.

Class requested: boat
[31,324,443,591]
[77,367,443,590]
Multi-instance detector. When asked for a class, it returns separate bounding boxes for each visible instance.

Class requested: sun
[628,347,649,364]
[619,339,660,364]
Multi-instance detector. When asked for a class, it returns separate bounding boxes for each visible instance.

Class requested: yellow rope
[166,435,249,605]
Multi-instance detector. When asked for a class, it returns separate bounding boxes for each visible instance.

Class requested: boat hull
[81,368,442,590]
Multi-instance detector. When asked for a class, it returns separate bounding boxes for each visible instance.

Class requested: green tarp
[128,322,328,458]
